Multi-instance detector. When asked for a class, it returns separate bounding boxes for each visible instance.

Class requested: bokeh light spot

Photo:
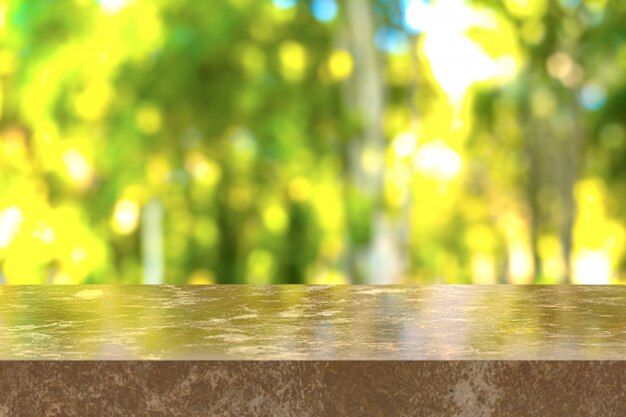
[74,81,113,121]
[288,177,312,202]
[263,203,289,234]
[375,28,410,54]
[188,269,216,285]
[0,207,24,249]
[573,249,611,284]
[32,222,56,245]
[273,0,297,9]
[521,19,545,45]
[136,105,163,134]
[247,249,274,284]
[580,83,607,111]
[393,132,417,158]
[0,4,7,30]
[311,0,338,23]
[504,0,548,18]
[63,148,94,190]
[546,51,583,88]
[404,0,433,34]
[279,41,308,82]
[412,140,462,181]
[559,0,581,9]
[185,153,222,187]
[111,199,140,235]
[0,50,17,75]
[327,50,353,81]
[99,0,128,14]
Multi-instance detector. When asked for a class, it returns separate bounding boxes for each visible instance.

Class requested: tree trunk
[559,95,582,284]
[343,0,403,284]
[142,198,164,284]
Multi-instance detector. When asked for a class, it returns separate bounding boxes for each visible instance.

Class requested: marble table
[0,285,624,416]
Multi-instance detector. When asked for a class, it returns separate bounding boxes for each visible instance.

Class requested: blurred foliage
[0,0,625,284]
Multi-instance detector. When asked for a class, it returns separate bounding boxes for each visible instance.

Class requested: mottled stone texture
[0,361,624,417]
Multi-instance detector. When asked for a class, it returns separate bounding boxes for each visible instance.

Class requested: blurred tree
[0,0,625,285]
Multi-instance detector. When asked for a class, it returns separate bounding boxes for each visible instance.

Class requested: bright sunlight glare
[0,206,23,249]
[99,0,129,14]
[408,0,516,100]
[573,249,612,284]
[412,139,462,181]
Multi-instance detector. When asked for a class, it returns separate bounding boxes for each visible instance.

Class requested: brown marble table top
[0,285,624,360]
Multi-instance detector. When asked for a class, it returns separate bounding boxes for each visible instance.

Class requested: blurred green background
[0,0,624,285]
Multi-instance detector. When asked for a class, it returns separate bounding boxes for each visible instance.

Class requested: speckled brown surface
[0,285,625,360]
[1,285,625,416]
[0,361,624,416]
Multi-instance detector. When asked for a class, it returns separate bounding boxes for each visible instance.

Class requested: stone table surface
[0,285,625,360]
